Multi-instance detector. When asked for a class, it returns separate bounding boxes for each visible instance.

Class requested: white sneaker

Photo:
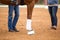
[53,26,57,28]
[27,30,35,35]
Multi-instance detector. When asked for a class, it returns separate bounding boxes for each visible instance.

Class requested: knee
[8,13,12,19]
[15,13,19,17]
[52,14,57,19]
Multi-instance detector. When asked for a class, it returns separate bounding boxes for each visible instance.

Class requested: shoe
[14,29,19,32]
[9,29,14,32]
[27,30,35,35]
[51,26,57,30]
[13,28,19,32]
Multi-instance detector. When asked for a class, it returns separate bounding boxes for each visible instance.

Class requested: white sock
[26,19,32,31]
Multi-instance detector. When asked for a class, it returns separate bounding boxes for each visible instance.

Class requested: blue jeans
[48,0,58,5]
[48,6,58,26]
[8,5,19,30]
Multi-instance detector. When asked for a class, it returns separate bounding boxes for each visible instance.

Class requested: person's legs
[48,6,58,30]
[8,5,14,31]
[12,5,19,31]
[51,6,58,30]
[48,6,53,25]
[52,6,58,26]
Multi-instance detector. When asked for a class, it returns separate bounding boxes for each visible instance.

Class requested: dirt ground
[0,7,60,40]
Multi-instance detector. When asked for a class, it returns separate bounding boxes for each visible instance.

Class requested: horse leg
[26,0,35,35]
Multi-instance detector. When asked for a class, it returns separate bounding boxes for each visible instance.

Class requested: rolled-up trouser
[8,5,19,30]
[48,6,58,26]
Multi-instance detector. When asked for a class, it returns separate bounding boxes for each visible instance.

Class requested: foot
[9,29,14,32]
[14,29,19,32]
[13,28,19,32]
[51,26,57,30]
[27,30,35,35]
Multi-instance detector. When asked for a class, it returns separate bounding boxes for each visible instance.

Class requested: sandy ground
[0,7,60,40]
